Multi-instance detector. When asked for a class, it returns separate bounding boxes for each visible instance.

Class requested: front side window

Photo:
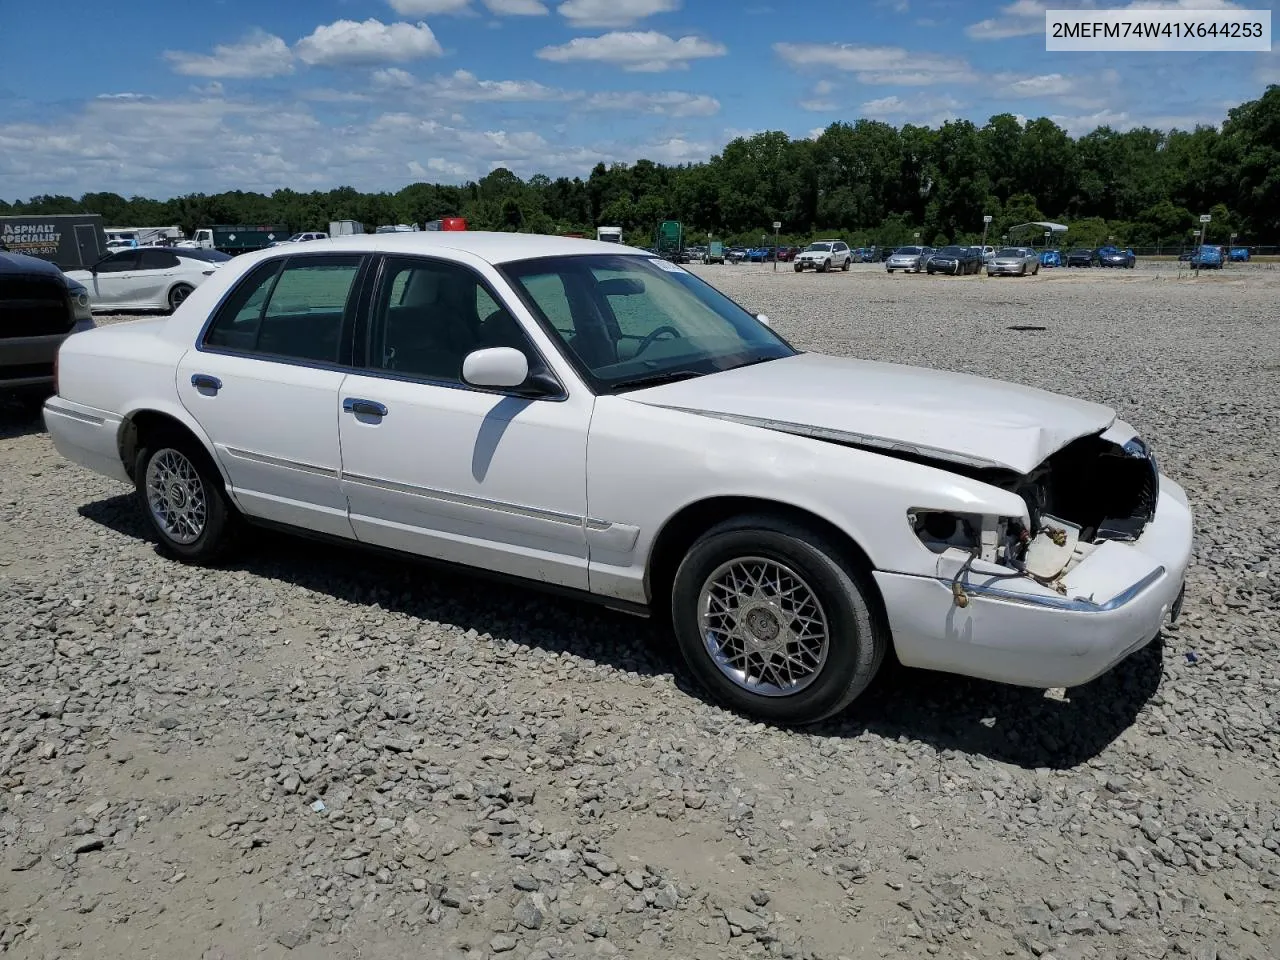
[203,255,362,363]
[95,251,139,273]
[368,256,536,386]
[502,254,795,392]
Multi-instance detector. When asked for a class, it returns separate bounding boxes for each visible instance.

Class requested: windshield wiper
[610,369,706,392]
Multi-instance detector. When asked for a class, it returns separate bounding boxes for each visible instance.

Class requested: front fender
[585,397,1027,604]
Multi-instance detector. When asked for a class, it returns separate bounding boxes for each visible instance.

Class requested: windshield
[894,246,922,255]
[804,243,832,252]
[501,254,796,392]
[995,248,1024,257]
[937,246,965,256]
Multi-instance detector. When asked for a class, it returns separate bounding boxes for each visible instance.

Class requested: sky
[1,0,1276,200]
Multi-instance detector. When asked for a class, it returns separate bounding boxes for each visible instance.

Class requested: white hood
[625,353,1116,474]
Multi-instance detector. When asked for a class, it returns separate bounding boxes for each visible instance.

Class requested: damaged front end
[909,424,1160,597]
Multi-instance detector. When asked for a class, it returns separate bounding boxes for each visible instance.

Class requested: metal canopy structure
[1009,221,1069,236]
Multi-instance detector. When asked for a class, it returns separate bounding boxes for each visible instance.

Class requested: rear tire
[167,283,194,313]
[670,515,886,725]
[841,258,850,271]
[134,433,238,564]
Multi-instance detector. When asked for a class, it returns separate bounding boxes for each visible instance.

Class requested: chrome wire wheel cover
[697,557,830,697]
[145,449,207,545]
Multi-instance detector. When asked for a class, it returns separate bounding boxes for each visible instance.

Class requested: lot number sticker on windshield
[649,258,687,273]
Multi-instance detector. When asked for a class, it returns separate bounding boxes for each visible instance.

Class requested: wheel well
[646,497,880,610]
[118,410,209,482]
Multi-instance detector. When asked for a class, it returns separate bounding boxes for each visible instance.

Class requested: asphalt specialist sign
[1,221,62,257]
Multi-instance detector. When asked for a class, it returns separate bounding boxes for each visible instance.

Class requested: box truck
[328,220,364,236]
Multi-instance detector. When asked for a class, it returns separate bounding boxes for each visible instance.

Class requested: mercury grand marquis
[43,232,1193,724]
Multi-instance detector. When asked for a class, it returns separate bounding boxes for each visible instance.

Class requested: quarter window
[369,257,535,385]
[203,255,363,364]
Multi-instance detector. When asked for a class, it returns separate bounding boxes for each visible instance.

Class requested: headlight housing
[67,283,93,323]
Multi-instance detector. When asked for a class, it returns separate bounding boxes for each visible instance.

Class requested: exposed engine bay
[909,430,1160,592]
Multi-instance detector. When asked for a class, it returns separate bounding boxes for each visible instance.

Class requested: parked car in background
[747,247,774,263]
[1039,249,1062,268]
[926,245,981,275]
[64,248,232,313]
[1066,248,1096,268]
[1188,245,1224,269]
[794,240,853,272]
[1229,246,1250,262]
[774,246,799,262]
[885,246,931,273]
[727,247,747,263]
[270,231,329,247]
[705,241,726,264]
[1097,246,1136,268]
[986,247,1040,277]
[42,231,1194,726]
[2,251,95,405]
[980,245,997,263]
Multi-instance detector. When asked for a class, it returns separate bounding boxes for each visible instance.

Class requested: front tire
[670,516,886,725]
[135,435,238,564]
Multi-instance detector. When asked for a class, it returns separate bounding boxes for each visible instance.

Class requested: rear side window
[203,255,363,364]
[139,249,181,269]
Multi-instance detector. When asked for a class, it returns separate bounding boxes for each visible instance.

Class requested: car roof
[265,230,652,265]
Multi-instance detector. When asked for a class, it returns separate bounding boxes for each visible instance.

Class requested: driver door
[336,254,594,590]
[88,250,141,307]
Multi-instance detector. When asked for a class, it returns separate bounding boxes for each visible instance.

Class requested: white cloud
[966,0,1051,40]
[1256,48,1280,84]
[373,67,573,101]
[295,19,443,67]
[483,0,549,13]
[558,0,680,28]
[636,136,715,164]
[773,42,975,85]
[813,79,835,95]
[538,30,727,71]
[991,72,1076,97]
[584,90,719,116]
[388,0,473,12]
[860,94,962,124]
[799,99,838,112]
[968,0,1243,40]
[164,29,295,79]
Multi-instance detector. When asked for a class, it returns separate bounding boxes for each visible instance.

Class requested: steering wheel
[631,325,682,358]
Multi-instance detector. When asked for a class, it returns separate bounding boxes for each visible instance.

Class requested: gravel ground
[2,262,1279,960]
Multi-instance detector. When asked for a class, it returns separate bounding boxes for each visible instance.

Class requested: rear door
[176,253,369,537]
[135,248,181,306]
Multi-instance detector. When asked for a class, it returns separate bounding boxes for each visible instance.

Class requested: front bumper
[987,262,1028,275]
[875,474,1193,689]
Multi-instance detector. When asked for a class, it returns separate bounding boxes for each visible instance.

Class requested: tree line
[4,85,1277,251]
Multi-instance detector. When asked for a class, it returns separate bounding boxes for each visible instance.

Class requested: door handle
[343,397,388,418]
[191,374,222,392]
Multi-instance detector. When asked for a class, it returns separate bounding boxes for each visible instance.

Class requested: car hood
[625,353,1116,474]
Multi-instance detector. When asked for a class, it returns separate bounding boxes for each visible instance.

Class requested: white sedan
[43,233,1192,724]
[65,247,232,313]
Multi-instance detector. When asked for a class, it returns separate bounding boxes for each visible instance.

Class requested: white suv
[794,240,852,272]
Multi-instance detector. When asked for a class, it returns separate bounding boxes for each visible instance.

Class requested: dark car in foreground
[925,245,981,275]
[1066,248,1096,267]
[1,251,95,407]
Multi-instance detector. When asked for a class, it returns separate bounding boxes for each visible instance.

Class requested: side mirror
[756,313,772,328]
[462,347,530,389]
